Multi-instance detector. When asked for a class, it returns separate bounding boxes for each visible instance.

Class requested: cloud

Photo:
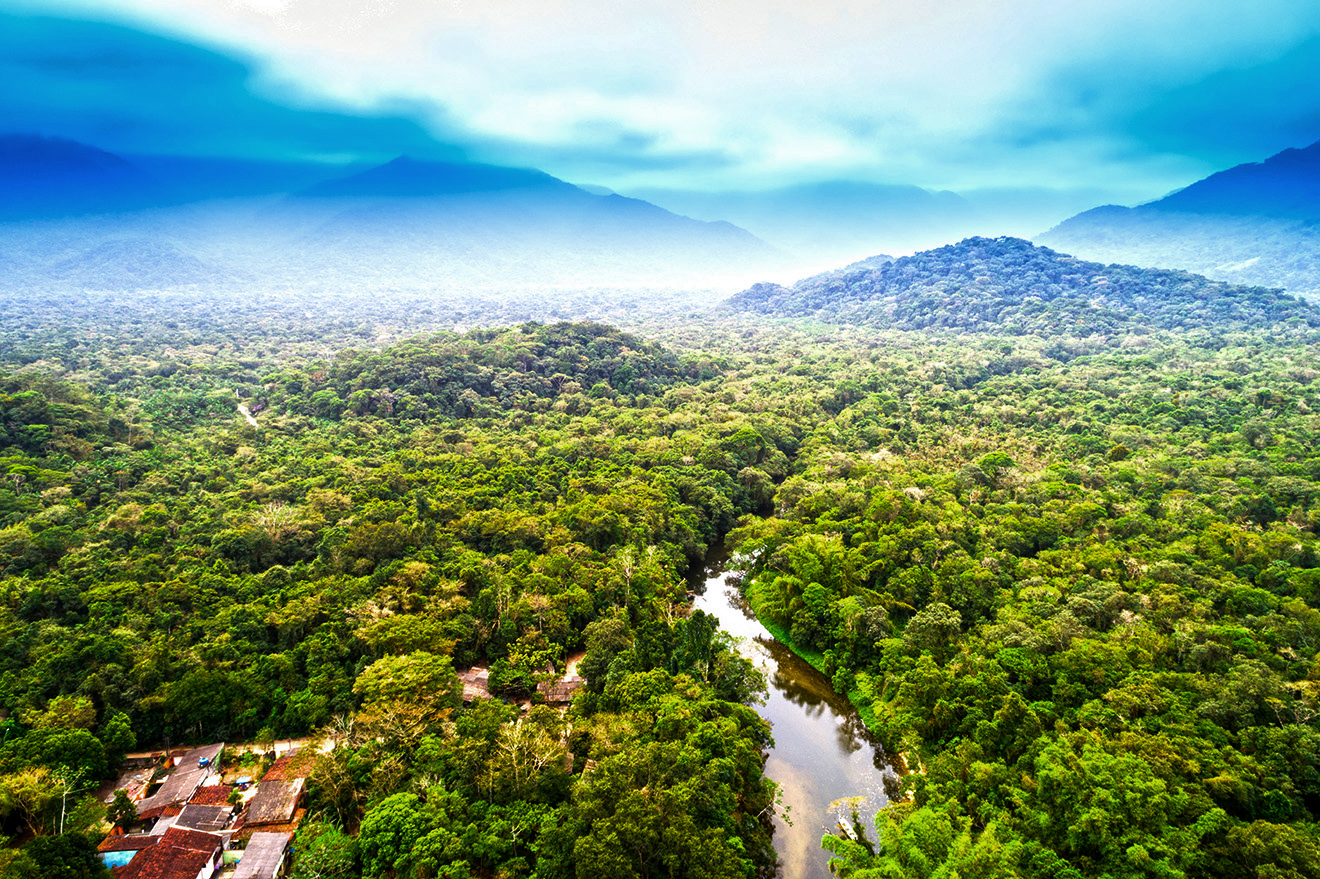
[0,10,455,161]
[9,0,1320,197]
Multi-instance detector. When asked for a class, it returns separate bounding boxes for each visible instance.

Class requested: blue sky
[7,0,1320,203]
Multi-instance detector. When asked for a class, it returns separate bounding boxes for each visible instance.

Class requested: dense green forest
[1,257,1319,878]
[727,237,1320,335]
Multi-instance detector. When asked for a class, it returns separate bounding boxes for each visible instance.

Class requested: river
[694,559,891,879]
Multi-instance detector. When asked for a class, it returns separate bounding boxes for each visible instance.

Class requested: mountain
[632,181,979,265]
[1041,140,1320,298]
[124,153,360,200]
[0,145,783,292]
[0,134,165,219]
[300,155,575,198]
[725,236,1318,335]
[239,155,783,288]
[1155,141,1320,220]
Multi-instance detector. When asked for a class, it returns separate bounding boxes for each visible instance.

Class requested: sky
[6,0,1320,203]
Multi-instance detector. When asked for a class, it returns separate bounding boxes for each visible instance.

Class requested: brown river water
[693,560,891,879]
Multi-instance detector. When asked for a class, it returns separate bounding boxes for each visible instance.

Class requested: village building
[135,744,225,821]
[114,826,223,879]
[537,672,584,704]
[187,785,235,807]
[240,779,304,828]
[172,803,233,834]
[97,834,158,871]
[458,666,492,701]
[236,748,312,831]
[232,832,293,879]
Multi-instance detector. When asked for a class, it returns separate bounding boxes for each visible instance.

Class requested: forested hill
[257,321,707,421]
[726,236,1319,335]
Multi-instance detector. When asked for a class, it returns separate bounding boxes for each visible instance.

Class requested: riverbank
[695,564,889,879]
[738,575,885,738]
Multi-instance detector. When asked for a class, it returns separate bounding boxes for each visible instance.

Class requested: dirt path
[234,390,259,428]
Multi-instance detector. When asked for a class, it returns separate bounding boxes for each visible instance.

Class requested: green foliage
[3,287,1320,879]
[727,236,1319,335]
[289,821,358,879]
[0,833,108,879]
[717,324,1320,879]
[106,789,135,830]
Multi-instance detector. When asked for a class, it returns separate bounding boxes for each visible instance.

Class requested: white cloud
[33,0,1320,195]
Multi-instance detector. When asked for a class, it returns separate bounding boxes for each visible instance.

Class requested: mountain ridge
[725,236,1318,335]
[0,136,782,291]
[1040,139,1320,297]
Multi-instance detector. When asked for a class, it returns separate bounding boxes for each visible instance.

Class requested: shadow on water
[693,551,893,879]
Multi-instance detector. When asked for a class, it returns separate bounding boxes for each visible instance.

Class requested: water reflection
[694,564,891,879]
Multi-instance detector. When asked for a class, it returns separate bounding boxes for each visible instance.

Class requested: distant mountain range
[1041,139,1320,298]
[628,182,1115,267]
[0,134,780,291]
[726,236,1318,335]
[0,134,165,219]
[630,182,978,266]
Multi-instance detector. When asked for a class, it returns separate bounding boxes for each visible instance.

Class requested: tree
[290,820,359,879]
[0,833,109,879]
[0,767,54,836]
[353,652,461,750]
[21,697,96,732]
[107,790,136,830]
[902,602,962,661]
[99,714,135,768]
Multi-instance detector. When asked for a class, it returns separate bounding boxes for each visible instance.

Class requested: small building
[173,803,233,834]
[241,779,304,828]
[136,744,225,821]
[537,673,584,704]
[258,749,314,781]
[116,826,223,879]
[458,667,492,702]
[105,767,156,805]
[188,786,235,807]
[97,834,158,871]
[232,832,292,879]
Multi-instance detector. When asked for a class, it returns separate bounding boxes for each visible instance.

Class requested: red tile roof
[98,835,159,853]
[119,827,222,879]
[187,785,234,806]
[258,749,314,781]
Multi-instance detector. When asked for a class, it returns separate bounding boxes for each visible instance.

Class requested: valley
[1,244,1318,877]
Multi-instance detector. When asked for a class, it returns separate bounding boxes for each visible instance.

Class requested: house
[240,779,304,827]
[537,673,584,704]
[232,832,292,879]
[187,786,235,807]
[105,766,155,805]
[116,826,223,879]
[172,803,233,834]
[458,666,492,701]
[136,744,225,821]
[258,749,315,781]
[97,834,158,871]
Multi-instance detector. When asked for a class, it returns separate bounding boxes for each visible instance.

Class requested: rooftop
[136,744,225,818]
[119,827,222,879]
[242,778,304,826]
[459,666,491,701]
[259,749,314,781]
[538,673,584,703]
[174,803,232,834]
[98,835,159,853]
[232,832,292,879]
[188,785,234,806]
